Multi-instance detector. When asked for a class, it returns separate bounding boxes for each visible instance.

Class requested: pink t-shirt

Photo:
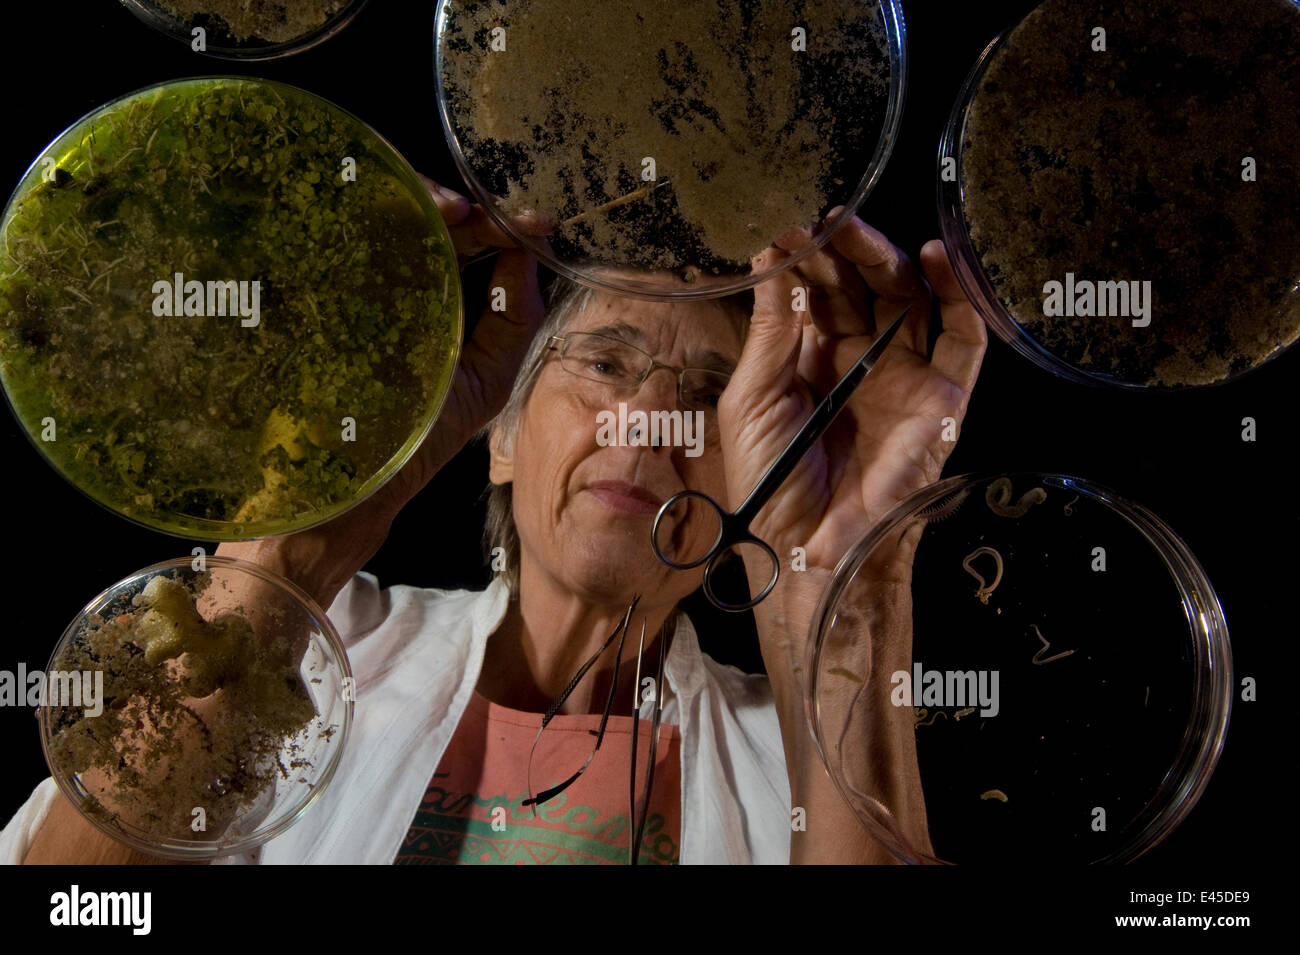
[394,690,681,865]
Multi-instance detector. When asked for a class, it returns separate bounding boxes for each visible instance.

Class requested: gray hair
[481,276,753,599]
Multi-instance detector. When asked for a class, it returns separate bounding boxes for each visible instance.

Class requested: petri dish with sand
[119,0,370,59]
[939,0,1300,388]
[38,556,352,860]
[437,0,906,300]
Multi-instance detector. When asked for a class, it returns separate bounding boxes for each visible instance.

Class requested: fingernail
[514,209,557,234]
[432,182,466,205]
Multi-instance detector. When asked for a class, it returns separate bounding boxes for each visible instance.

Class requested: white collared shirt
[2,574,792,864]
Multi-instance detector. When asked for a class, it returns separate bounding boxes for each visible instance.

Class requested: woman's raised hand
[721,212,987,604]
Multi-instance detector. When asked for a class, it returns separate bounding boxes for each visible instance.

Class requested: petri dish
[37,556,352,860]
[0,77,462,540]
[436,0,906,301]
[806,473,1232,864]
[119,0,369,60]
[938,0,1300,389]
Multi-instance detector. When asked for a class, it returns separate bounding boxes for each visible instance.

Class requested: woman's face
[491,293,746,607]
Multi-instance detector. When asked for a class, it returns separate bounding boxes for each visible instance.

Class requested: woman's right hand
[216,178,551,610]
[395,176,552,503]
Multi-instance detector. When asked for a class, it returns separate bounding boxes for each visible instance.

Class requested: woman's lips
[585,480,664,516]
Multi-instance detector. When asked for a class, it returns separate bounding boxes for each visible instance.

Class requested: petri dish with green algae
[0,77,462,540]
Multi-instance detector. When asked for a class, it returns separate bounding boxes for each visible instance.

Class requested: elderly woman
[9,179,985,865]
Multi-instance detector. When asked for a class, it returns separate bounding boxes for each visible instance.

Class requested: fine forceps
[650,304,912,611]
[519,594,669,865]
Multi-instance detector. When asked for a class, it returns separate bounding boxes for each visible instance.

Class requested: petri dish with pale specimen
[806,473,1231,864]
[437,0,905,300]
[939,0,1300,388]
[38,556,352,860]
[0,77,462,540]
[119,0,370,60]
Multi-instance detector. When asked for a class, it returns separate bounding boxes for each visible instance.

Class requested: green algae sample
[0,78,461,538]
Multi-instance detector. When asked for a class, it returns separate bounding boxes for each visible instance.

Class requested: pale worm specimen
[963,546,1003,604]
[1030,623,1076,665]
[562,179,671,227]
[913,708,948,727]
[986,477,1047,518]
[1063,494,1080,516]
[980,789,1009,802]
[954,707,975,720]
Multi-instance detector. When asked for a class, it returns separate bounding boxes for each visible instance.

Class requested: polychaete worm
[913,708,948,727]
[962,546,1003,604]
[986,477,1047,518]
[1030,623,1075,665]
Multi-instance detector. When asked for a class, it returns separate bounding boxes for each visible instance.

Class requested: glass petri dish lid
[806,473,1232,864]
[436,0,906,301]
[939,0,1300,389]
[0,77,462,540]
[119,0,369,59]
[38,556,353,860]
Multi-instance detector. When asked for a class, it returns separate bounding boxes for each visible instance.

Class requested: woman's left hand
[720,212,987,617]
[721,213,986,863]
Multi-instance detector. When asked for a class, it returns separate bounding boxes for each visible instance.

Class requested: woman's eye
[585,352,631,378]
[683,376,728,409]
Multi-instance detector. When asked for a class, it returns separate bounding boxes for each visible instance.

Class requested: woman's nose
[617,368,684,452]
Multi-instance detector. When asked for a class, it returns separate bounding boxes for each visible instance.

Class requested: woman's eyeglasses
[548,332,731,411]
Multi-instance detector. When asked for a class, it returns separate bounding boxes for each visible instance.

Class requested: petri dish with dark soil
[939,0,1300,388]
[0,77,462,540]
[806,473,1232,863]
[119,0,369,59]
[38,556,352,860]
[437,0,905,300]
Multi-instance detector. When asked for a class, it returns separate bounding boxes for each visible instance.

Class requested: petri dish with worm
[806,473,1232,863]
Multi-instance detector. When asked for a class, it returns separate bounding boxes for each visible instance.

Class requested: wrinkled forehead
[566,291,748,371]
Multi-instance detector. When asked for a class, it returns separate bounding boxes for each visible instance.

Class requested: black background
[0,0,1286,900]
